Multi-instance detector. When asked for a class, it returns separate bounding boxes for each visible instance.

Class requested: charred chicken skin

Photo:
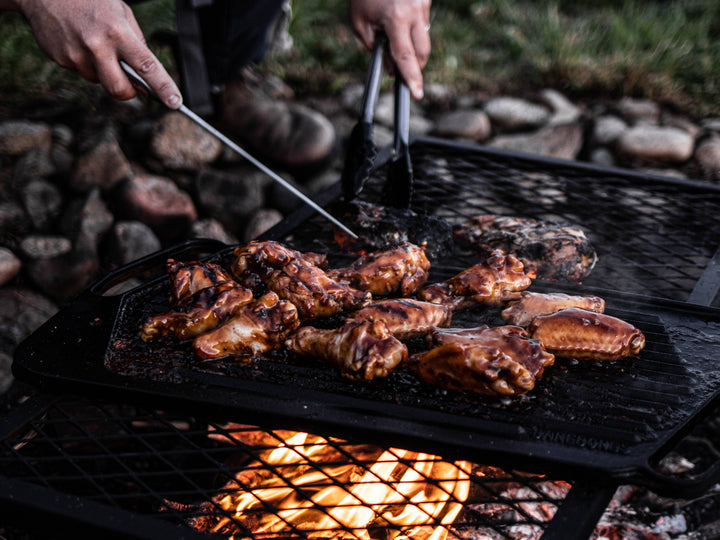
[417,250,532,309]
[141,281,254,341]
[347,298,452,340]
[286,319,408,381]
[501,291,605,328]
[327,241,431,297]
[528,307,645,361]
[193,292,300,360]
[452,215,598,282]
[407,325,555,396]
[167,259,235,305]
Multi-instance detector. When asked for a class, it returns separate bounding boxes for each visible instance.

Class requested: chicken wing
[453,215,598,282]
[417,250,532,309]
[266,260,372,320]
[231,240,328,290]
[347,298,452,340]
[501,291,605,327]
[286,319,408,381]
[193,292,300,360]
[406,325,555,396]
[141,281,254,341]
[167,259,235,305]
[327,242,431,297]
[528,307,645,361]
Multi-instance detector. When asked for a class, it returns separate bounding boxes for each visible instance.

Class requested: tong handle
[360,32,387,124]
[119,61,157,101]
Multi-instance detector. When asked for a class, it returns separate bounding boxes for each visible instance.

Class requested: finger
[120,45,183,109]
[385,23,425,100]
[411,21,431,70]
[350,16,376,50]
[95,52,140,101]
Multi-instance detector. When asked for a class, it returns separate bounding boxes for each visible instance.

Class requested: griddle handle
[635,457,720,499]
[87,238,228,296]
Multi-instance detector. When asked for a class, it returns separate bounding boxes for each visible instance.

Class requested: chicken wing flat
[327,242,431,297]
[167,259,235,305]
[501,291,605,328]
[417,250,532,309]
[453,215,598,282]
[231,240,328,290]
[193,292,300,360]
[141,281,254,341]
[347,298,452,340]
[286,319,408,381]
[266,260,372,320]
[528,307,645,361]
[407,325,555,396]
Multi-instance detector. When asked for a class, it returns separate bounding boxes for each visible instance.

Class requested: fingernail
[410,82,424,100]
[167,94,182,108]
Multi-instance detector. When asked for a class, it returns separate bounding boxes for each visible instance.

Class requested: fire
[201,427,471,539]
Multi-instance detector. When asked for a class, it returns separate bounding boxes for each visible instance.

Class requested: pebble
[490,122,584,159]
[593,115,628,145]
[0,248,21,287]
[20,178,64,231]
[243,208,284,242]
[70,134,133,192]
[19,235,72,259]
[616,125,695,163]
[484,96,550,131]
[104,221,162,267]
[433,109,492,141]
[694,137,720,180]
[0,288,58,354]
[616,97,661,124]
[151,111,223,170]
[190,219,238,245]
[0,120,52,156]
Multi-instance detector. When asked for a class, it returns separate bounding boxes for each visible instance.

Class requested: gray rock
[151,111,223,170]
[50,144,75,175]
[0,288,58,353]
[616,97,660,124]
[489,122,584,159]
[105,221,162,266]
[0,120,52,156]
[13,145,56,182]
[20,178,64,231]
[190,219,238,245]
[484,97,550,131]
[51,124,74,148]
[589,147,617,167]
[0,201,28,234]
[616,125,694,163]
[243,208,284,242]
[195,168,266,235]
[340,83,364,116]
[61,188,114,247]
[114,173,198,241]
[20,235,73,259]
[593,115,628,145]
[694,137,720,180]
[433,109,491,141]
[540,89,581,125]
[26,247,100,300]
[700,118,720,133]
[0,247,21,287]
[70,132,133,192]
[423,83,455,106]
[410,115,434,136]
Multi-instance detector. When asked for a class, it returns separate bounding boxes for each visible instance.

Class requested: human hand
[12,0,182,108]
[348,0,431,100]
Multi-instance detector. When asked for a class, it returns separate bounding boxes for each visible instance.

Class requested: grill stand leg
[540,479,617,540]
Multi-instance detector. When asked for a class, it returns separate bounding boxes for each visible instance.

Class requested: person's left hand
[348,0,431,100]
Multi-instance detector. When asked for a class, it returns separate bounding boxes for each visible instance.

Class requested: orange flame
[203,428,471,539]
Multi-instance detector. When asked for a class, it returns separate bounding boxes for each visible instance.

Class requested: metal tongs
[341,31,414,208]
[120,61,358,240]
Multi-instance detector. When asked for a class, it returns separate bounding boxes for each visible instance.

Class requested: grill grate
[294,139,720,304]
[0,395,571,539]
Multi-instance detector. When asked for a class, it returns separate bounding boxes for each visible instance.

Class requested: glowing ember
[197,426,471,539]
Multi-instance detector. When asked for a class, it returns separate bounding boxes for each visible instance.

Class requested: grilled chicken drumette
[167,259,235,305]
[501,291,605,328]
[231,240,371,320]
[346,298,452,340]
[286,319,408,381]
[417,250,532,309]
[193,292,300,360]
[407,325,555,396]
[327,242,431,297]
[141,281,254,341]
[528,307,645,361]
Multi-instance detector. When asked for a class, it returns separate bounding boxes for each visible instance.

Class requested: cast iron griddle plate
[13,256,720,497]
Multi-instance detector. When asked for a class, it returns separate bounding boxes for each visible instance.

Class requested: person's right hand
[13,0,182,108]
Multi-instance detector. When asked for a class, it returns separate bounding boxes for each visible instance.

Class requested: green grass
[1,0,719,116]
